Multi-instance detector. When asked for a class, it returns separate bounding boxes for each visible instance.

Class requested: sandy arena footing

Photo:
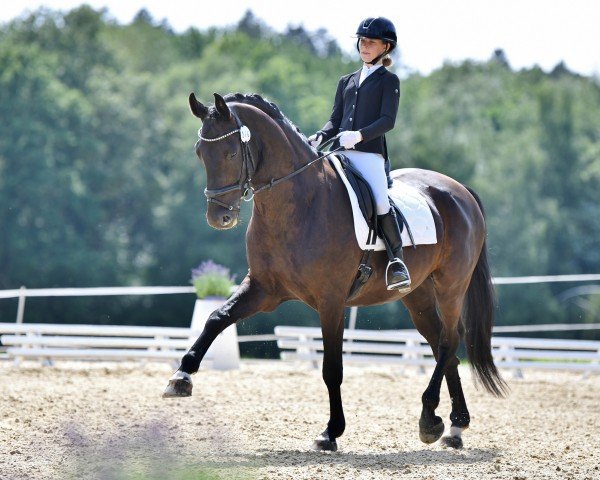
[1,360,598,479]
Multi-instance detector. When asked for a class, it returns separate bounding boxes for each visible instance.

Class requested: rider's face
[359,37,388,63]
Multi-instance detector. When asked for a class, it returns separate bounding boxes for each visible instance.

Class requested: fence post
[583,347,600,379]
[348,306,358,330]
[498,343,523,379]
[16,286,27,324]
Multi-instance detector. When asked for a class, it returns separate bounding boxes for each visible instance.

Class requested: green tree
[1,6,599,343]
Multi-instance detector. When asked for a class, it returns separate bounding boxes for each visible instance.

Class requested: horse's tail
[463,187,508,397]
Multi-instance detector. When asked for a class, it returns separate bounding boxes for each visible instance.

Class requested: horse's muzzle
[206,209,239,230]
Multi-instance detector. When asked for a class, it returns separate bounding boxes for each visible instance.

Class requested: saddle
[336,154,414,300]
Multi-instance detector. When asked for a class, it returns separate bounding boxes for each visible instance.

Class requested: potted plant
[189,260,239,370]
[191,260,236,300]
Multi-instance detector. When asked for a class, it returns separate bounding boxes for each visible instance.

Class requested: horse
[163,91,507,451]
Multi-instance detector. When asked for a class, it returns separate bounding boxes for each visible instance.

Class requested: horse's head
[189,92,252,230]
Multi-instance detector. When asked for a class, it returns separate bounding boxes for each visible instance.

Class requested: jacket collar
[350,66,387,89]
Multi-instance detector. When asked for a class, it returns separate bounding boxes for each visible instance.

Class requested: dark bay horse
[163,92,507,451]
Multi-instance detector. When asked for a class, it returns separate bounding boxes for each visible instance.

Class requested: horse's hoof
[419,416,445,444]
[441,435,463,449]
[311,432,338,452]
[162,371,193,398]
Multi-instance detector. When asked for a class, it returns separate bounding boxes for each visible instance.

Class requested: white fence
[0,321,275,368]
[2,321,598,375]
[0,286,198,324]
[274,326,600,376]
[0,292,272,368]
[1,274,599,372]
[0,323,193,366]
[3,273,600,324]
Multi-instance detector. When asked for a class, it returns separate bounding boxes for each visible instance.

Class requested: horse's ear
[189,93,208,120]
[213,93,231,119]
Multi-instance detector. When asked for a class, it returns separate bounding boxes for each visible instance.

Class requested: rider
[308,17,411,292]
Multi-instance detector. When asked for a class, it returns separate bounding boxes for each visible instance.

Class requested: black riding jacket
[318,66,400,156]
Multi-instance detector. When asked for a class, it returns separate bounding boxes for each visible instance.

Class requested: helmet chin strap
[365,52,386,66]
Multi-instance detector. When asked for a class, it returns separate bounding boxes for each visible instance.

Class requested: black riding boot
[377,208,411,292]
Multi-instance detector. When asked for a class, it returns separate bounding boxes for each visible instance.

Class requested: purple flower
[190,260,236,299]
[191,260,236,283]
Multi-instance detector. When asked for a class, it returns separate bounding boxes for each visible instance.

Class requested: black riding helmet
[355,17,397,64]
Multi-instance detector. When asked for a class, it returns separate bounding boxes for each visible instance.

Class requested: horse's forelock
[206,105,222,120]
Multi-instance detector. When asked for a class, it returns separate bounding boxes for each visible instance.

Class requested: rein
[200,110,341,212]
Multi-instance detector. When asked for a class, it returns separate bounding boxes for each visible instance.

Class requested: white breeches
[343,151,390,215]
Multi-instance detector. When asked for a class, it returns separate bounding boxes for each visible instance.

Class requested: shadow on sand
[190,447,500,472]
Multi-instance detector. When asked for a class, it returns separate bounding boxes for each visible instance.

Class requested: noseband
[199,108,342,212]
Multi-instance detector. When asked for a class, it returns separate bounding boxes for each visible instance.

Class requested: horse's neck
[239,105,329,227]
[252,130,318,218]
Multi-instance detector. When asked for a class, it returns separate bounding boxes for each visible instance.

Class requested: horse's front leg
[163,276,280,397]
[312,304,346,452]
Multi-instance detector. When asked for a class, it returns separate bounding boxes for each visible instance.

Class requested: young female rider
[308,17,411,292]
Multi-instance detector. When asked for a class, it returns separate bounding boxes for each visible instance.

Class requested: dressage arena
[1,361,598,480]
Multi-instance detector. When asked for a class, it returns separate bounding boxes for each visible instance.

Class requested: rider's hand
[339,130,363,149]
[308,133,323,148]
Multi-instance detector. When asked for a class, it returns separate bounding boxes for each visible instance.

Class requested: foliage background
[1,8,598,356]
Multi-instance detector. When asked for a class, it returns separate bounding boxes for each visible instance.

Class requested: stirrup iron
[385,258,411,292]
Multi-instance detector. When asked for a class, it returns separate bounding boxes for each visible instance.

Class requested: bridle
[199,108,341,212]
[199,110,256,212]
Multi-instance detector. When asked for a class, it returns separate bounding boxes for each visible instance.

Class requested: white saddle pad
[329,155,437,251]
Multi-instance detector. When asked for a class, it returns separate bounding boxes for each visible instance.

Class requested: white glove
[339,130,363,149]
[308,133,323,148]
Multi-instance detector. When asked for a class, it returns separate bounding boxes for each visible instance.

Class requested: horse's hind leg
[403,280,445,443]
[441,348,470,449]
[403,278,469,448]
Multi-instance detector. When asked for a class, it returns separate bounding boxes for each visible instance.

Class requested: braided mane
[223,93,309,145]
